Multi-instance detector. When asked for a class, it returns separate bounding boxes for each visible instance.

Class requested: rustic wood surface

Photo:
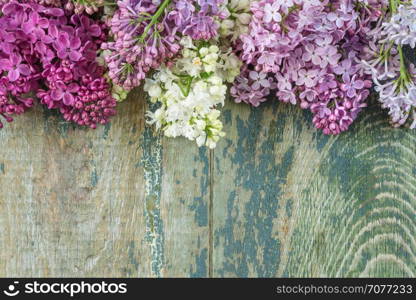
[0,90,415,278]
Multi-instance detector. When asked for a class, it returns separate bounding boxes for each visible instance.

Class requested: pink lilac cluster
[0,0,45,127]
[66,1,104,14]
[103,0,226,91]
[0,0,116,129]
[231,0,385,135]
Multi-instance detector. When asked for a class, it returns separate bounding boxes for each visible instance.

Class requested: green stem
[139,0,171,43]
[389,0,398,13]
[389,0,411,90]
[398,46,410,84]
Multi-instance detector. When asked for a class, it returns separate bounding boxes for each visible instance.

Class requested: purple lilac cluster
[0,0,116,129]
[231,0,384,135]
[362,0,416,128]
[103,0,226,91]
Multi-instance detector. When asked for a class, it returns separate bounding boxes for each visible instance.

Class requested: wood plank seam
[209,149,214,278]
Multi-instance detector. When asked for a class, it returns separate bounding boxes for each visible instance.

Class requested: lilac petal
[57,33,70,47]
[80,15,90,29]
[2,2,18,15]
[69,50,82,62]
[71,14,81,26]
[51,88,64,100]
[249,71,258,81]
[342,73,350,84]
[18,64,30,76]
[45,8,64,17]
[63,92,75,106]
[67,83,80,93]
[49,25,58,38]
[312,56,321,65]
[0,59,12,71]
[71,37,81,50]
[10,54,21,65]
[347,88,356,98]
[35,29,46,39]
[89,24,101,37]
[38,18,49,28]
[22,22,34,34]
[353,80,365,89]
[31,12,39,23]
[42,35,53,44]
[57,50,68,59]
[4,32,15,43]
[1,43,13,55]
[8,69,19,82]
[252,82,260,90]
[260,79,271,88]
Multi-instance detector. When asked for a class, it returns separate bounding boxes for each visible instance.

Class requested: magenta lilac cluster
[0,0,116,129]
[102,0,226,91]
[231,0,384,135]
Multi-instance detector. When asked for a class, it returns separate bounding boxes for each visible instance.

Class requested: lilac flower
[72,15,102,39]
[198,0,221,14]
[1,54,31,82]
[184,14,219,40]
[22,11,49,40]
[0,29,15,54]
[333,58,355,76]
[41,24,60,45]
[51,82,79,106]
[263,2,281,23]
[302,44,323,66]
[341,74,365,98]
[56,33,82,61]
[249,71,270,90]
[296,69,319,88]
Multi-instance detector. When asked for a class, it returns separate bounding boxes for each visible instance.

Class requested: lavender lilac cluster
[0,0,116,129]
[363,0,416,128]
[103,0,227,91]
[231,0,385,135]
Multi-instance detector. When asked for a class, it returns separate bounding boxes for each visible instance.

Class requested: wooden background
[0,89,415,278]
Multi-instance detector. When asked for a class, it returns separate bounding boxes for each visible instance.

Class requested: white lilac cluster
[382,0,416,48]
[219,0,251,42]
[364,0,416,127]
[144,37,242,148]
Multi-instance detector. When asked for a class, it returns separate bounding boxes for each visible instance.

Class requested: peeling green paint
[103,123,111,139]
[191,248,208,278]
[141,103,165,277]
[90,169,99,187]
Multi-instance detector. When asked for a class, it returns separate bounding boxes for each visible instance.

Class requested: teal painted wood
[0,89,415,277]
[213,99,416,277]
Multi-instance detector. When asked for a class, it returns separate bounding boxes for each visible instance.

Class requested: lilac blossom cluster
[66,0,106,14]
[102,0,228,91]
[231,0,385,135]
[363,0,416,128]
[0,0,116,129]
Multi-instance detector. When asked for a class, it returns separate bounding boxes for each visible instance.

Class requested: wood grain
[213,99,416,278]
[0,90,415,277]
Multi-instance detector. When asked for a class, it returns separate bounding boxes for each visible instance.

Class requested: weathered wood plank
[141,103,211,277]
[0,89,151,277]
[213,99,416,277]
[0,90,209,277]
[159,140,210,277]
